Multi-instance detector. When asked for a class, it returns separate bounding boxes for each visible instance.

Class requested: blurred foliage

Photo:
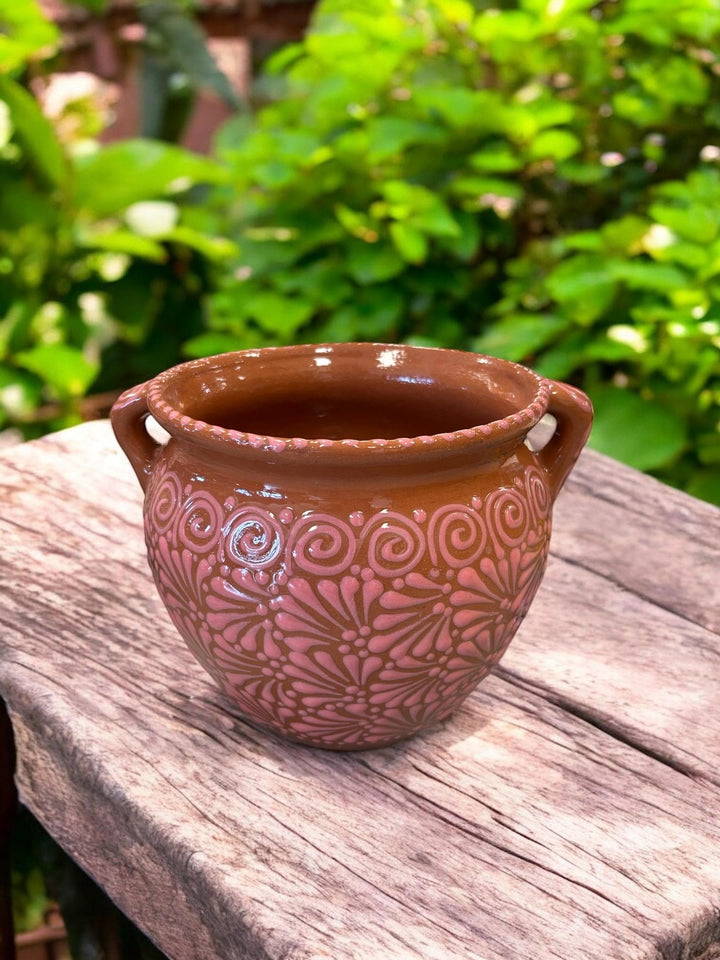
[69,0,244,140]
[11,807,51,935]
[11,807,167,958]
[139,0,243,142]
[1,0,720,503]
[203,0,720,502]
[0,0,234,437]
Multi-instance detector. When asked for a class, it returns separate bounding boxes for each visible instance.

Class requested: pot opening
[189,385,514,441]
[154,344,546,446]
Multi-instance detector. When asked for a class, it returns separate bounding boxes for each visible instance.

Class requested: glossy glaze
[111,343,593,749]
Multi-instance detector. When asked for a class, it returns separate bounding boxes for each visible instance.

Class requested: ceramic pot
[111,344,592,750]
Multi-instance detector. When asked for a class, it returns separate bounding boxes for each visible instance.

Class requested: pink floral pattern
[144,465,551,749]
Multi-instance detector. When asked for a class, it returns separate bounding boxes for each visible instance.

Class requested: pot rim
[145,343,551,458]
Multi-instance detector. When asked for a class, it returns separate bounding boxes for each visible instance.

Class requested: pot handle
[537,380,593,501]
[110,382,161,493]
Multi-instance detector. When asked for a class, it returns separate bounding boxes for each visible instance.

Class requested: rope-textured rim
[145,346,551,456]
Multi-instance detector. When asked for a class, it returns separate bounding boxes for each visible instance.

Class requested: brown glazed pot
[111,343,592,750]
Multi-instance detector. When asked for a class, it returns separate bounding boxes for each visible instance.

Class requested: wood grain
[1,421,719,960]
[554,450,720,631]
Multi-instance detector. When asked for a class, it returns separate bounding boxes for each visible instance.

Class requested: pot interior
[192,388,516,441]
[159,344,542,442]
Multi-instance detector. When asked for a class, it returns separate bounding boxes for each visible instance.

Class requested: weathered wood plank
[5,643,720,960]
[501,551,720,783]
[1,421,720,960]
[556,450,720,632]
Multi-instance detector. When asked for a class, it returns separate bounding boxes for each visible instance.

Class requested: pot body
[112,344,592,750]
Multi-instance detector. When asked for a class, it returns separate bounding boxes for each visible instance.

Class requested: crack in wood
[552,550,719,637]
[363,757,647,926]
[497,667,701,781]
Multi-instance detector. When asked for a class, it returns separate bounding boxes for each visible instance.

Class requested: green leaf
[518,97,575,133]
[545,254,617,322]
[346,240,404,284]
[588,386,686,471]
[450,175,523,199]
[564,231,604,252]
[414,87,506,131]
[527,129,581,162]
[366,116,445,161]
[648,241,707,272]
[11,865,50,934]
[556,159,608,185]
[0,75,67,187]
[649,203,718,245]
[600,215,649,254]
[472,314,571,362]
[73,140,228,217]
[335,204,377,239]
[0,2,58,73]
[584,325,649,361]
[213,113,254,159]
[76,228,167,262]
[164,226,238,261]
[244,291,315,337]
[608,260,687,292]
[606,10,674,45]
[264,41,304,76]
[15,344,98,398]
[473,9,540,44]
[470,145,522,173]
[628,56,709,108]
[612,89,667,126]
[390,222,428,264]
[183,332,248,358]
[410,202,460,239]
[381,180,431,208]
[530,331,589,380]
[435,0,475,25]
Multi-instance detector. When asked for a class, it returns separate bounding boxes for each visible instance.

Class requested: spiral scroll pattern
[288,515,356,576]
[223,507,284,569]
[526,467,550,525]
[144,464,553,749]
[176,490,224,554]
[149,469,182,535]
[363,512,425,578]
[485,487,530,550]
[428,505,486,568]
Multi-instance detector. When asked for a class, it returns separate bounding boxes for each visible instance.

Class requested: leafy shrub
[202,0,720,501]
[0,1,233,436]
[475,167,720,500]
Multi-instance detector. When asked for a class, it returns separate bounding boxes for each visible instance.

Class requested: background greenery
[2,0,719,508]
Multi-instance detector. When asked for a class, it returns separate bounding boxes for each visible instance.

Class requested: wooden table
[1,420,719,960]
